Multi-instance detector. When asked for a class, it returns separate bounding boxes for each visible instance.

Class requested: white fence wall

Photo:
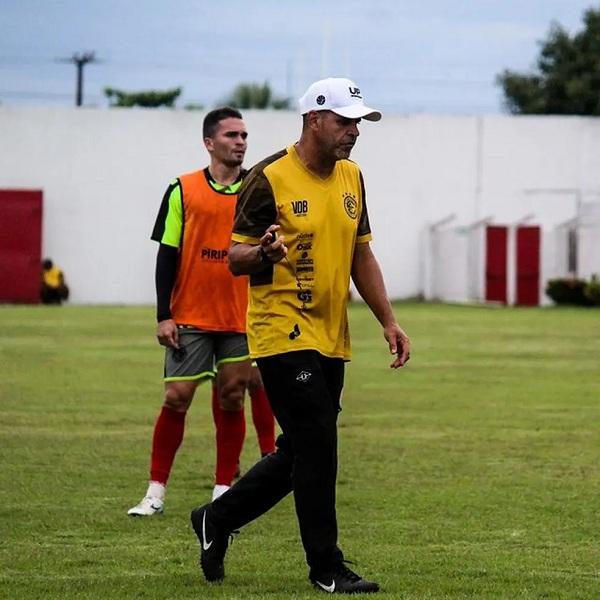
[578,202,600,280]
[1,107,599,303]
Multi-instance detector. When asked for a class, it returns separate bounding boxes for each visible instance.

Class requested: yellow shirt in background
[43,266,63,288]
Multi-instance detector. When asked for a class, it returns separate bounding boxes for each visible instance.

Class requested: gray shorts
[164,327,250,382]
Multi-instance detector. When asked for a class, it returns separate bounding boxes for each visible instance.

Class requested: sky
[0,0,597,114]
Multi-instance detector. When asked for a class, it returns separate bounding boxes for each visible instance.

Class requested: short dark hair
[203,107,243,139]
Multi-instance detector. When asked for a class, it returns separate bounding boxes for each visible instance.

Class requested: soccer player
[190,79,411,593]
[40,258,69,304]
[128,108,276,516]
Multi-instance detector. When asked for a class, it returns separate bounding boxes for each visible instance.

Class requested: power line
[0,89,104,102]
[0,54,496,87]
[0,90,75,100]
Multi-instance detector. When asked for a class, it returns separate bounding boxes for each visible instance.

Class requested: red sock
[250,386,276,455]
[149,406,186,484]
[214,387,246,486]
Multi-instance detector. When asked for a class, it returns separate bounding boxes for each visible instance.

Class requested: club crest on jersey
[291,199,309,216]
[343,193,358,219]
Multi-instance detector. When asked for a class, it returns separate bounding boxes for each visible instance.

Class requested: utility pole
[58,52,98,107]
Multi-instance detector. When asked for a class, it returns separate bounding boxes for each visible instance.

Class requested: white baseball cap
[298,77,382,121]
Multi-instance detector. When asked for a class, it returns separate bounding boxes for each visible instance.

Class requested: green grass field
[0,303,598,599]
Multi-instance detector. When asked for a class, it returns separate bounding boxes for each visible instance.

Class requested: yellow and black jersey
[232,145,372,360]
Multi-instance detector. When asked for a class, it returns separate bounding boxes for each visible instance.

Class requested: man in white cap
[190,78,411,594]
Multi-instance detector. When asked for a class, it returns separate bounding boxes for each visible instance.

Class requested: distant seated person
[41,258,69,304]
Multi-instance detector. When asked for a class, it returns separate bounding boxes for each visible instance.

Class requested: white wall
[1,107,599,303]
[0,107,297,304]
[578,202,600,280]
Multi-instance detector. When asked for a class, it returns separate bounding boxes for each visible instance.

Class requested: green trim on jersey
[208,178,243,194]
[204,167,246,195]
[161,182,183,248]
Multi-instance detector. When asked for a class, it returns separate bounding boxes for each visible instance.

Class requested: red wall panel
[485,226,508,304]
[0,189,43,303]
[516,226,541,306]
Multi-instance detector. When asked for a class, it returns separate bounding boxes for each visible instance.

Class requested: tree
[497,8,600,115]
[104,86,182,108]
[222,82,290,110]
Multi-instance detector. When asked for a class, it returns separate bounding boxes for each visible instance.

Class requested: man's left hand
[384,323,410,369]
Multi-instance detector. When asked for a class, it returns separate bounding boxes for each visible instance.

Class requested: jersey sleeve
[356,171,372,244]
[151,180,183,248]
[231,169,277,244]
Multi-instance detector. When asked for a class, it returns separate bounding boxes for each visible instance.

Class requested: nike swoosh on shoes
[311,562,380,594]
[202,512,213,550]
[191,504,233,582]
[315,580,336,593]
[126,495,164,516]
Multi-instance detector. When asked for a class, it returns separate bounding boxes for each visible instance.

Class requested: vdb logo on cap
[299,77,382,121]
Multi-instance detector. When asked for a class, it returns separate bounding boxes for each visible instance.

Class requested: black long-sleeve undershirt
[155,243,179,322]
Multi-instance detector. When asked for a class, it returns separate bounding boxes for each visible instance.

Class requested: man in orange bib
[128,108,276,516]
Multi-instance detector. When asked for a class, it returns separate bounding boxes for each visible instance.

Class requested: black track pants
[210,350,345,571]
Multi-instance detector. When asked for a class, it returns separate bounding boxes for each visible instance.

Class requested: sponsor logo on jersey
[298,276,314,284]
[297,248,314,265]
[297,290,312,304]
[201,248,228,261]
[291,199,309,216]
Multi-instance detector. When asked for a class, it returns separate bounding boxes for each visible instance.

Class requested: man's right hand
[157,319,179,348]
[260,224,288,263]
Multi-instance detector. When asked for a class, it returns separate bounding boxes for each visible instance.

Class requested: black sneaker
[310,562,380,594]
[190,503,233,582]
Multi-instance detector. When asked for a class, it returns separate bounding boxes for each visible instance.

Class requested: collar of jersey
[287,145,337,186]
[203,167,244,194]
